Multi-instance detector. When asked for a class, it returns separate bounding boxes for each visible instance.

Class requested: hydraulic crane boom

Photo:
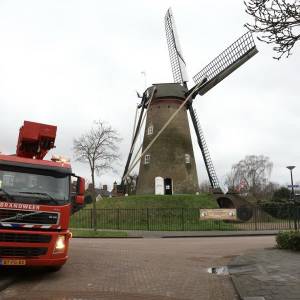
[16,121,57,160]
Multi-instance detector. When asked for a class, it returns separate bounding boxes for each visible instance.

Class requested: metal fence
[70,205,300,231]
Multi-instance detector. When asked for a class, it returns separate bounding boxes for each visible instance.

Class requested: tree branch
[245,0,300,59]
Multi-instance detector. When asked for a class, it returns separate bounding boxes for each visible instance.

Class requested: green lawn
[71,229,128,238]
[69,193,235,231]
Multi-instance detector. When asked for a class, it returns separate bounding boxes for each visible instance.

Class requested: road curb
[72,236,143,239]
[0,277,16,293]
[161,232,277,238]
[71,229,279,239]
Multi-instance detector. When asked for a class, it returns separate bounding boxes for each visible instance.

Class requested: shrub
[260,203,292,219]
[276,231,300,251]
[272,187,290,202]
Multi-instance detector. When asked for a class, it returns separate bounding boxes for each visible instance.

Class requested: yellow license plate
[1,259,26,266]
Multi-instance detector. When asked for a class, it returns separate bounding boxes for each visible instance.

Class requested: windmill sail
[165,8,188,85]
[188,105,220,191]
[193,31,258,95]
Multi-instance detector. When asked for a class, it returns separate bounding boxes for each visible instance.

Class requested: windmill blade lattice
[193,31,258,95]
[188,105,221,191]
[165,8,188,85]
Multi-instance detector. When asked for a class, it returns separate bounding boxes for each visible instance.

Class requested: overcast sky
[0,0,299,189]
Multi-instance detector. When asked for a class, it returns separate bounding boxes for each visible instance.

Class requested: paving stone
[0,237,277,300]
[230,249,300,300]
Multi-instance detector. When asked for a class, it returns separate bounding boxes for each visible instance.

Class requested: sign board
[288,185,299,188]
[155,177,164,195]
[200,209,237,221]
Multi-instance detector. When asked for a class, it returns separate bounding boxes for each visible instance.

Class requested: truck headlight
[54,235,66,254]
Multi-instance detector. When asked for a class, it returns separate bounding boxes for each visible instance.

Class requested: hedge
[276,231,300,251]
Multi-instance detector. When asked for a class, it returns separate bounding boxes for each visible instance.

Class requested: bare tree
[245,0,300,59]
[224,170,239,192]
[226,155,273,198]
[262,181,280,200]
[199,180,211,193]
[73,121,121,230]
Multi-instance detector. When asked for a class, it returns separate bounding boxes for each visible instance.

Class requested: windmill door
[155,177,164,195]
[164,178,173,195]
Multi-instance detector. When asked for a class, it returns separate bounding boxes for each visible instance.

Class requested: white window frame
[144,154,151,165]
[147,125,153,135]
[185,154,191,164]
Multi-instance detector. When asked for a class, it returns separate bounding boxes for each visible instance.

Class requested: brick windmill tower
[136,82,199,195]
[122,8,258,196]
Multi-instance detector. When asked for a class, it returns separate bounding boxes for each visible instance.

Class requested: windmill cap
[149,83,188,100]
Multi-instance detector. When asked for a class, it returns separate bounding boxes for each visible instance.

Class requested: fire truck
[0,121,85,271]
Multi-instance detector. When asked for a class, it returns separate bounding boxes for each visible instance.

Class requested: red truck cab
[0,121,84,271]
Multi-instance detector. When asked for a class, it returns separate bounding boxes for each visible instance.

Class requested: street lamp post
[287,166,297,230]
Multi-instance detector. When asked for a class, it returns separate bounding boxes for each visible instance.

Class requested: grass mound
[91,193,218,209]
[69,193,233,231]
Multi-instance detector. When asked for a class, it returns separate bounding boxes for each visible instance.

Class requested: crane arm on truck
[16,121,57,160]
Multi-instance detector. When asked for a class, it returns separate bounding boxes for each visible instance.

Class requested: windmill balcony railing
[70,204,300,232]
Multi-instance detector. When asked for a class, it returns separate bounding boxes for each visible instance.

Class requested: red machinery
[0,121,85,271]
[16,121,57,160]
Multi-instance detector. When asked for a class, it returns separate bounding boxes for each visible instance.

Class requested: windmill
[122,8,258,205]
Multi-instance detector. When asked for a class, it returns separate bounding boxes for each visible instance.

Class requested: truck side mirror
[74,195,84,205]
[77,177,85,195]
[71,176,86,214]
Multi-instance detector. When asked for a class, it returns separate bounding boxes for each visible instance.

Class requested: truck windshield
[0,167,69,205]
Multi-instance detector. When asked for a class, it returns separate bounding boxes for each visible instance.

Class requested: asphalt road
[0,236,275,300]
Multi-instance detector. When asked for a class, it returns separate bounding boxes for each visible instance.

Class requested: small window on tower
[144,154,151,165]
[147,125,153,135]
[185,154,191,164]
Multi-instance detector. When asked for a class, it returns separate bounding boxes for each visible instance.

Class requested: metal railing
[70,205,300,231]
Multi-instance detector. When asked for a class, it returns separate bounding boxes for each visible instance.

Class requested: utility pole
[287,166,297,230]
